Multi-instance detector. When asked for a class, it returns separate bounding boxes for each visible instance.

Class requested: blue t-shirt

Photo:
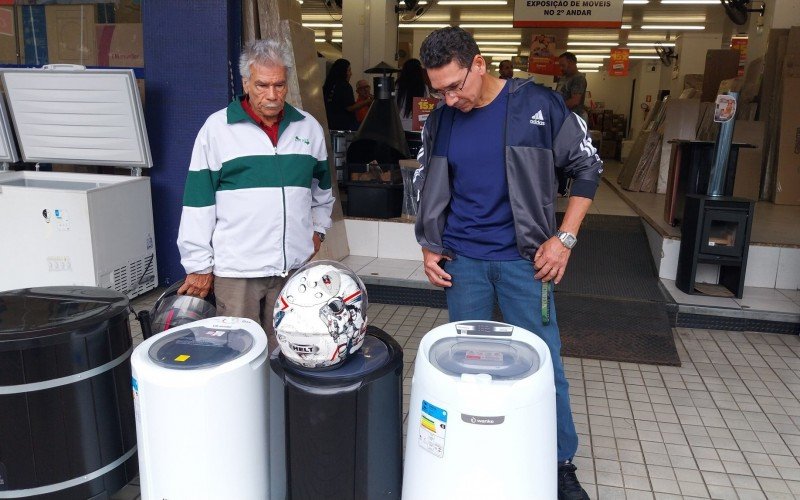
[442,80,518,260]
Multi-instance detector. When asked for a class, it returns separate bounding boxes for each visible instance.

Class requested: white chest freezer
[0,66,157,297]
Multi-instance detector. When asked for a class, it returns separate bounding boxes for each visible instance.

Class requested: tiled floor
[123,293,800,500]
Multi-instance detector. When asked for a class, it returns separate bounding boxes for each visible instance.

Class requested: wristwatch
[315,231,326,242]
[556,230,577,249]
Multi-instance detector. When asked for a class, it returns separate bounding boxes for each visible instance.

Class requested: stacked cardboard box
[774,28,800,205]
[591,110,627,160]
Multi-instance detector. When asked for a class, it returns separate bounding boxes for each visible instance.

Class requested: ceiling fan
[655,44,678,67]
[719,0,765,26]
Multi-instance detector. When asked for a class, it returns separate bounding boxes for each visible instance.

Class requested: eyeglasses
[429,65,472,100]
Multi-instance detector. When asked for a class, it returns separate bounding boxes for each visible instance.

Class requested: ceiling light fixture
[628,55,661,59]
[626,42,676,46]
[659,0,718,4]
[398,23,450,29]
[641,25,705,30]
[623,0,649,3]
[314,38,325,43]
[477,41,522,46]
[459,23,514,29]
[439,1,508,5]
[482,52,520,57]
[302,22,343,28]
[567,42,620,46]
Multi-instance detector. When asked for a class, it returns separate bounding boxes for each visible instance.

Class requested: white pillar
[746,0,800,63]
[670,34,723,97]
[342,0,399,82]
[412,29,434,60]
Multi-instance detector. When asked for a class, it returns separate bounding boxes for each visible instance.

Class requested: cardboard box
[700,50,740,103]
[0,7,18,63]
[775,77,800,205]
[732,120,765,201]
[46,4,97,66]
[599,140,618,159]
[96,23,143,67]
[114,0,142,24]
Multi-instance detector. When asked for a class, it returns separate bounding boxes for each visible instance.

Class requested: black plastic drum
[270,327,403,500]
[0,287,138,499]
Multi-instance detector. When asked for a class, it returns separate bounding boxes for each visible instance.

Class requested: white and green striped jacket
[177,99,334,278]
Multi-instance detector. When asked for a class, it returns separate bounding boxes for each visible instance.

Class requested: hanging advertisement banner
[730,36,748,77]
[412,97,440,132]
[514,0,624,28]
[527,34,561,76]
[608,48,629,76]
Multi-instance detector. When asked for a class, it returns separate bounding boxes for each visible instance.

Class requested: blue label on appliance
[131,377,138,391]
[422,400,447,422]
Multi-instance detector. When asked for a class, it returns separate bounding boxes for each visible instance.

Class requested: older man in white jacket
[177,39,334,347]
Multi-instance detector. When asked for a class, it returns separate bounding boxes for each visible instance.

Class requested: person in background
[354,79,373,124]
[498,59,513,79]
[555,51,589,196]
[177,39,334,351]
[323,58,370,131]
[395,58,429,132]
[414,27,602,500]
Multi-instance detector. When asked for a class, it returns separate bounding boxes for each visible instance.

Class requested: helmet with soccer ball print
[273,260,368,370]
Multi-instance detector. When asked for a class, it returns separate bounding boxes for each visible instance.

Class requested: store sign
[731,36,748,77]
[527,34,561,76]
[608,48,629,76]
[514,0,624,29]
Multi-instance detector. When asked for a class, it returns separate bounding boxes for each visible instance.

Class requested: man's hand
[312,232,322,257]
[422,247,452,288]
[533,237,572,284]
[178,273,214,298]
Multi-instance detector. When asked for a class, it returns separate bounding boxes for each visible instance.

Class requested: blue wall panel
[144,0,241,285]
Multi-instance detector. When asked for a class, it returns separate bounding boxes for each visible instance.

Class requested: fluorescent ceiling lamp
[628,33,675,40]
[461,13,514,21]
[478,47,519,52]
[302,22,342,28]
[314,38,325,43]
[331,38,342,43]
[567,42,620,46]
[582,69,600,73]
[568,33,620,40]
[660,0,718,3]
[439,1,508,5]
[621,25,632,29]
[629,55,661,59]
[482,52,520,57]
[643,14,706,22]
[623,0,649,3]
[459,23,514,28]
[626,42,676,46]
[641,25,705,30]
[570,49,611,54]
[475,33,525,40]
[490,61,502,66]
[477,41,521,46]
[574,55,608,60]
[399,23,450,29]
[577,63,603,67]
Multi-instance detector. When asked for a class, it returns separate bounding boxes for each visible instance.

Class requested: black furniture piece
[0,286,138,499]
[664,140,751,226]
[676,195,755,298]
[269,327,403,500]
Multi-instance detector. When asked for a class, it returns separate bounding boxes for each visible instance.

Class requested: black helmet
[148,280,217,334]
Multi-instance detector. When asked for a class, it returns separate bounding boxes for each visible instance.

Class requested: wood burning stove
[676,195,754,298]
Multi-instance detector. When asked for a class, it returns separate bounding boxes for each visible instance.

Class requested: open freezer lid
[0,65,152,169]
[0,93,18,164]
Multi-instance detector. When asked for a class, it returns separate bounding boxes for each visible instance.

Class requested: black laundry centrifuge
[269,326,403,500]
[0,286,138,499]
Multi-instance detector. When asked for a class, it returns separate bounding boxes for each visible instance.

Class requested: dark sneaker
[558,460,590,500]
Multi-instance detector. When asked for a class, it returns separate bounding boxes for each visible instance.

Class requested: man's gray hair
[239,39,293,79]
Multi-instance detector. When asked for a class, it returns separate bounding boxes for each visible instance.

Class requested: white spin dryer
[131,316,276,500]
[402,321,557,500]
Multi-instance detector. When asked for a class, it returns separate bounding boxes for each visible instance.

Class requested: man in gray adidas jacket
[415,27,602,500]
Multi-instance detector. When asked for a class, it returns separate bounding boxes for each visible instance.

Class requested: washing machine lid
[148,326,254,370]
[0,286,129,345]
[429,338,540,380]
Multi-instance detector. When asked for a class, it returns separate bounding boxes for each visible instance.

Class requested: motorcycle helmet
[148,279,217,335]
[273,260,368,370]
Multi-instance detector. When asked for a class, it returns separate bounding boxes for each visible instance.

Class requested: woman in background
[323,59,371,131]
[395,58,428,132]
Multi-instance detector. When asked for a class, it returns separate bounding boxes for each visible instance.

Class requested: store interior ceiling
[300,0,747,67]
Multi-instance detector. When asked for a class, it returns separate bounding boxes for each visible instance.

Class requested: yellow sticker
[174,354,190,362]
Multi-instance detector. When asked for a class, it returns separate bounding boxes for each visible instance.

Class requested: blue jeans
[443,255,579,462]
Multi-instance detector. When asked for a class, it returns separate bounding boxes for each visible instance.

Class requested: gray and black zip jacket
[413,77,603,260]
